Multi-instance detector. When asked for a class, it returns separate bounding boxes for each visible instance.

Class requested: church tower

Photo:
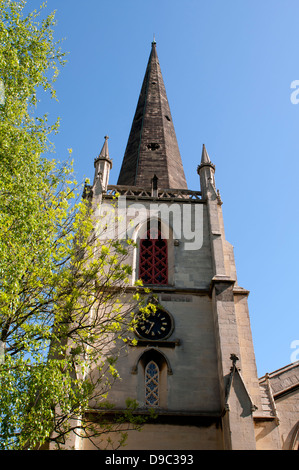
[84,41,266,450]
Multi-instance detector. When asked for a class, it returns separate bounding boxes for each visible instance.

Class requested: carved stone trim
[103,185,202,202]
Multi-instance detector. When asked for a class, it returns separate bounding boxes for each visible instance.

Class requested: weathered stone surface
[117,42,187,189]
[65,43,299,451]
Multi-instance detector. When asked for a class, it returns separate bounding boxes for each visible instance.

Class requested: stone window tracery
[145,360,159,406]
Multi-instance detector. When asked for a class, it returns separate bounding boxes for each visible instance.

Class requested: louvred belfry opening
[139,227,168,285]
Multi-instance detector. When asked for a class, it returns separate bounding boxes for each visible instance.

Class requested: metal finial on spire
[152,34,156,45]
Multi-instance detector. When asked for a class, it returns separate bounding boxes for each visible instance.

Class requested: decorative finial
[152,34,156,45]
[230,354,239,365]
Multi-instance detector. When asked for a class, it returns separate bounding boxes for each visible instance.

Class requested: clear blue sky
[24,0,299,378]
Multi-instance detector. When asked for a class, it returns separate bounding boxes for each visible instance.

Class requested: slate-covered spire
[117,42,187,189]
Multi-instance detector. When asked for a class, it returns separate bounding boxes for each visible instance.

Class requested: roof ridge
[259,361,299,381]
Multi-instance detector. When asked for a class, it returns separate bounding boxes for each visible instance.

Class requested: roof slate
[117,42,187,189]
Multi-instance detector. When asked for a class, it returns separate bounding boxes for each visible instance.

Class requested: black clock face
[135,309,172,340]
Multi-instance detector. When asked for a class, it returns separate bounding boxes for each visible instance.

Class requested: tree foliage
[0,1,149,450]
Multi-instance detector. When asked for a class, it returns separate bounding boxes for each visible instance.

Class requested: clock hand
[146,321,155,333]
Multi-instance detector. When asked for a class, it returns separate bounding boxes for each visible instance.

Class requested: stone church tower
[78,41,299,451]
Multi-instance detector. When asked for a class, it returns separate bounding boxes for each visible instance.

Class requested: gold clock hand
[146,321,155,334]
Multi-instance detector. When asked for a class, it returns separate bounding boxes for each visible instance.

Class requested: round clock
[135,309,173,340]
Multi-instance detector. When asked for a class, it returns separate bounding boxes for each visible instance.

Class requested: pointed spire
[198,144,215,172]
[201,144,211,164]
[94,135,111,166]
[93,136,112,190]
[197,144,216,199]
[99,135,109,159]
[117,42,187,189]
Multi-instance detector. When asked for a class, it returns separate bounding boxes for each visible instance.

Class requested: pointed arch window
[145,360,159,406]
[139,221,168,285]
[134,349,170,409]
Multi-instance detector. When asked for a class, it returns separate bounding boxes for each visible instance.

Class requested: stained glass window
[145,361,159,406]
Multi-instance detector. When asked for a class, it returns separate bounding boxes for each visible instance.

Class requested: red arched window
[139,225,168,285]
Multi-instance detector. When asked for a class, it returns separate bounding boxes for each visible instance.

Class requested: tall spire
[117,42,187,189]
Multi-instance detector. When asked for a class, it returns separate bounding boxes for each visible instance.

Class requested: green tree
[0,0,150,450]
